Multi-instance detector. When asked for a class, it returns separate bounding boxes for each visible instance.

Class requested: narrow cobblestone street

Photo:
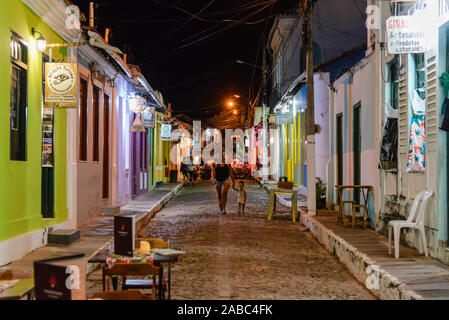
[87,182,376,300]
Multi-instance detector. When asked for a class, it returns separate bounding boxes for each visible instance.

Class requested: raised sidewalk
[258,180,449,300]
[0,183,183,278]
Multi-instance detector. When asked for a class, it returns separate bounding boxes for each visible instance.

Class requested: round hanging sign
[47,64,76,94]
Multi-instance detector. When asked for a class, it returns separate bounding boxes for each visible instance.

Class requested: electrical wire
[179,0,276,44]
[153,0,217,45]
[147,1,276,58]
[352,0,367,22]
[248,1,275,102]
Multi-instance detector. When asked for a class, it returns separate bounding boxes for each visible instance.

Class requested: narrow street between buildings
[87,182,375,300]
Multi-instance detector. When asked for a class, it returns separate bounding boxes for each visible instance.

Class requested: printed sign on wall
[386,16,427,54]
[45,63,78,108]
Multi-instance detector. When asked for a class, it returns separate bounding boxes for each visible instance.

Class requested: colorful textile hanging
[406,90,425,172]
[379,103,398,170]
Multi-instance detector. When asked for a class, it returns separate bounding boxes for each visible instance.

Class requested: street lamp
[236,59,264,71]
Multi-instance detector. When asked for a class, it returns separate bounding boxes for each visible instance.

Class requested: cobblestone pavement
[87,181,376,300]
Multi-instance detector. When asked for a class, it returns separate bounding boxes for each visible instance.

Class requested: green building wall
[0,0,68,242]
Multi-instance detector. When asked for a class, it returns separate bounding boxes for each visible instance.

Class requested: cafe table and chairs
[89,247,181,300]
[103,262,160,299]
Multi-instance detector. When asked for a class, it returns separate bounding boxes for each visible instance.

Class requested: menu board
[114,214,136,257]
[42,107,54,167]
[34,254,85,300]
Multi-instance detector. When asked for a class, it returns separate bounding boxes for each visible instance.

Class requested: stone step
[102,205,121,216]
[47,229,80,246]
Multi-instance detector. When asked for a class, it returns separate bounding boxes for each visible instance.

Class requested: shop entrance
[336,113,343,201]
[131,114,148,198]
[41,55,54,218]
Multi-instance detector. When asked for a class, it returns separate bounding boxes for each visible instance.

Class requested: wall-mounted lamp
[32,28,46,52]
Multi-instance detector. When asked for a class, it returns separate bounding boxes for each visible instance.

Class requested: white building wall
[314,73,330,183]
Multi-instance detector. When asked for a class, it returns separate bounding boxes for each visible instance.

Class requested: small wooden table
[88,249,179,300]
[267,188,298,223]
[0,279,34,300]
[335,185,372,228]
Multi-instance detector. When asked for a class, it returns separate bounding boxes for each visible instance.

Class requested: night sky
[74,0,299,120]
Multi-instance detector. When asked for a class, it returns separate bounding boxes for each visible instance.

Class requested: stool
[267,188,298,223]
[340,200,356,227]
[351,204,368,228]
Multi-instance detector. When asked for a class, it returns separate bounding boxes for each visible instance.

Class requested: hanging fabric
[439,72,449,131]
[379,103,398,170]
[406,90,426,172]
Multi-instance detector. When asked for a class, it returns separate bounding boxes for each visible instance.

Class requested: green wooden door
[148,128,154,190]
[353,103,361,204]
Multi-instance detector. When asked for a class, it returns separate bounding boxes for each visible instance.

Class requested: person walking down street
[180,162,191,185]
[233,181,247,214]
[212,161,235,215]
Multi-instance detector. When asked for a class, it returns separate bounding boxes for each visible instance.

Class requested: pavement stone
[87,182,376,300]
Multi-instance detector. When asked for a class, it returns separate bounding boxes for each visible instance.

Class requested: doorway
[336,114,343,203]
[41,55,54,218]
[102,93,110,199]
[131,113,148,198]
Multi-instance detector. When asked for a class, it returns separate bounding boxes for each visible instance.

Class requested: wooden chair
[90,290,153,300]
[135,237,168,249]
[134,237,170,298]
[103,263,160,299]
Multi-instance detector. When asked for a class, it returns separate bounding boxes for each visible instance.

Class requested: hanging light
[36,36,47,52]
[32,28,46,52]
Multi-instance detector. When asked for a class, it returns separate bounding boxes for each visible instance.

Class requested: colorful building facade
[0,0,69,265]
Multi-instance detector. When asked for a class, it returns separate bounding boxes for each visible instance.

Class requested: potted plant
[316,177,327,209]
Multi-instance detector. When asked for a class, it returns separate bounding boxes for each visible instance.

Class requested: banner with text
[387,15,427,54]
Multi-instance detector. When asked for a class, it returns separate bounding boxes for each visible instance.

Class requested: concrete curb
[135,183,184,234]
[300,213,423,300]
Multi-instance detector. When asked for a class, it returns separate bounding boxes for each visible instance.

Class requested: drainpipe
[328,84,335,208]
[377,0,383,229]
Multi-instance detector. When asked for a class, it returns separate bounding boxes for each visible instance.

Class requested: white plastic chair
[388,190,433,258]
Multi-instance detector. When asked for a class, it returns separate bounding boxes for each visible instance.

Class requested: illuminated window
[10,32,28,161]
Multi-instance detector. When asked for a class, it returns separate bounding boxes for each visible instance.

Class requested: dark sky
[74,0,298,119]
